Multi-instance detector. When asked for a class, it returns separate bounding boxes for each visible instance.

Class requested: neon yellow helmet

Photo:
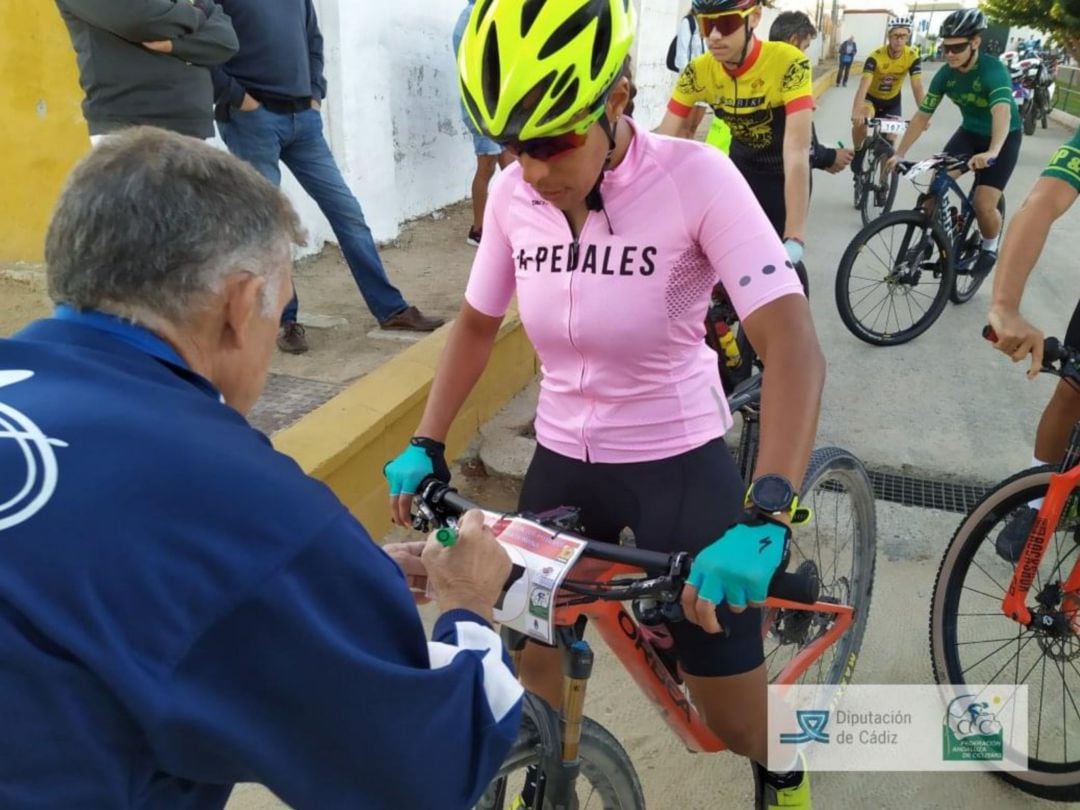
[458,0,637,142]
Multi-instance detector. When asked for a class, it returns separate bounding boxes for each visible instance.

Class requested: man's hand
[385,541,430,604]
[422,510,511,622]
[828,148,855,174]
[988,305,1045,377]
[311,99,322,111]
[142,40,174,54]
[969,151,998,171]
[851,114,866,128]
[885,152,905,172]
[239,93,261,112]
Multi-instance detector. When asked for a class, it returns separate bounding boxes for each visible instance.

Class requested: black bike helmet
[939,9,986,38]
[692,0,759,12]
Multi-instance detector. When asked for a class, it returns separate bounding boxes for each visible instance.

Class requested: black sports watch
[745,474,797,519]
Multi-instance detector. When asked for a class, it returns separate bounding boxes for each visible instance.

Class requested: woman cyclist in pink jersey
[386,2,824,806]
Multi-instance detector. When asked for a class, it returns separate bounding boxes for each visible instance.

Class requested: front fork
[1002,423,1080,629]
[502,626,595,810]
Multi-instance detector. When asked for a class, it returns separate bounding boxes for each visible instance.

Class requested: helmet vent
[481,23,502,118]
[505,71,557,139]
[539,0,603,60]
[474,0,496,33]
[538,77,581,128]
[521,0,545,38]
[591,3,614,80]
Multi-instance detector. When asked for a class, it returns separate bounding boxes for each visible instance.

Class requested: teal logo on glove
[688,518,789,609]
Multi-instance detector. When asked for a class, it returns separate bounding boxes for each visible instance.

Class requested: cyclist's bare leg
[683,664,769,762]
[973,185,1004,241]
[1034,379,1080,464]
[471,155,500,232]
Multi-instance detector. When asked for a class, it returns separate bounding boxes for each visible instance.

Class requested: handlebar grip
[1044,337,1063,364]
[769,570,820,605]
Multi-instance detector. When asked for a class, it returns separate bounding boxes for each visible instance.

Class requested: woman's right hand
[385,438,451,527]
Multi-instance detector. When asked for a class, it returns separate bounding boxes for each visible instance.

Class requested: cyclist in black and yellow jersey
[850,16,925,174]
[657,0,813,268]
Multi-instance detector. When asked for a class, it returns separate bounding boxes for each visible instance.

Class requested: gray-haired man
[0,128,521,808]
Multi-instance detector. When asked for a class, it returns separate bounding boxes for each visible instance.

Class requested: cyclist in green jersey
[987,130,1080,561]
[889,10,1021,279]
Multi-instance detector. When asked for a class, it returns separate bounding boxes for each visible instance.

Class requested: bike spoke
[968,556,1011,596]
[959,635,1027,677]
[960,584,1005,603]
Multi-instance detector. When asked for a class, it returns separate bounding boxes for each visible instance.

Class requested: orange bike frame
[556,557,855,754]
[1002,462,1080,627]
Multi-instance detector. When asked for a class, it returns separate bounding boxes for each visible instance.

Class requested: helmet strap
[585,115,619,233]
[735,21,753,67]
[962,45,977,69]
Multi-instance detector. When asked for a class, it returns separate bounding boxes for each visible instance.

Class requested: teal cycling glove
[384,437,450,497]
[783,239,805,265]
[687,515,790,609]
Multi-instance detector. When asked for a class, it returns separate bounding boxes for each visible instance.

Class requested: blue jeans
[218,106,408,325]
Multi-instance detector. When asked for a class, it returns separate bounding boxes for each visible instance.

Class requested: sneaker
[466,227,482,247]
[379,305,445,332]
[995,506,1038,564]
[973,248,997,277]
[762,763,812,809]
[276,321,309,354]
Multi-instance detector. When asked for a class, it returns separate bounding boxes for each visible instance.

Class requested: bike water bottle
[714,321,743,370]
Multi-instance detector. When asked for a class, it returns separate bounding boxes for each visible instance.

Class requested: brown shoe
[277,321,309,354]
[379,306,445,332]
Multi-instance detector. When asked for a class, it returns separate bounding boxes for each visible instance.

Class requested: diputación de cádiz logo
[0,371,68,532]
[943,693,1004,761]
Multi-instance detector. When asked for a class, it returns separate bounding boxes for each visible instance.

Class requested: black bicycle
[851,117,907,225]
[835,154,1006,346]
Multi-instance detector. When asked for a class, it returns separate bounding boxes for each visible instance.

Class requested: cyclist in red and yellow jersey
[657,0,814,269]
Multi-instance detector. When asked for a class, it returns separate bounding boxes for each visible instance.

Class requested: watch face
[752,475,794,513]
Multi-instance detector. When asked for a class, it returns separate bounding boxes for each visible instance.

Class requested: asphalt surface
[809,65,1080,486]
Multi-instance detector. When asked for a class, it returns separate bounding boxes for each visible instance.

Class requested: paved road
[809,66,1079,485]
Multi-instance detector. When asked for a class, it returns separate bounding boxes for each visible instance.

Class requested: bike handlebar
[414,478,819,605]
[982,325,1080,369]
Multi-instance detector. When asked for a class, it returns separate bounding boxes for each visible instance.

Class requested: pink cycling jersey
[465,115,804,463]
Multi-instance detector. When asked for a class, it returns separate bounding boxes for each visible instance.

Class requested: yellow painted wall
[0,1,88,263]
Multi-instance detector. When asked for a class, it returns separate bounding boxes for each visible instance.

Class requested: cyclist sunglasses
[696,7,756,38]
[497,88,614,161]
[941,40,972,54]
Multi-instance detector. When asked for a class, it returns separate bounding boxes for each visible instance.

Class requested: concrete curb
[813,68,838,99]
[273,308,538,539]
[1050,108,1080,131]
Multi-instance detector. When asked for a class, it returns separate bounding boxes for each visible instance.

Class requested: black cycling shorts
[735,165,785,238]
[1066,299,1080,351]
[864,94,902,120]
[942,126,1022,191]
[518,438,764,678]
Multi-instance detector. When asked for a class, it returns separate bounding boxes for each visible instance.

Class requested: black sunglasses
[942,40,972,55]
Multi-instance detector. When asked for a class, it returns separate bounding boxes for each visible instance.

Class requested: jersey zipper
[563,213,592,461]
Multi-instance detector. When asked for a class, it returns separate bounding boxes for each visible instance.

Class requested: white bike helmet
[887,15,913,31]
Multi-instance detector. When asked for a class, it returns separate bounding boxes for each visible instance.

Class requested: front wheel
[835,209,955,346]
[763,447,877,688]
[1023,100,1037,135]
[859,150,899,225]
[929,467,1080,801]
[477,695,645,809]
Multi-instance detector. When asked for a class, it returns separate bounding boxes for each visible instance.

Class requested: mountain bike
[415,444,877,808]
[852,117,907,225]
[835,154,1007,346]
[930,331,1080,800]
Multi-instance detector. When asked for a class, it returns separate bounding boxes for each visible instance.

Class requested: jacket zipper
[564,214,592,461]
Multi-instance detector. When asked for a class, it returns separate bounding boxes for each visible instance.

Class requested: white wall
[840,12,894,59]
[277,0,834,256]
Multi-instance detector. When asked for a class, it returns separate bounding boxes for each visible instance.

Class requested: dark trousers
[837,61,853,85]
